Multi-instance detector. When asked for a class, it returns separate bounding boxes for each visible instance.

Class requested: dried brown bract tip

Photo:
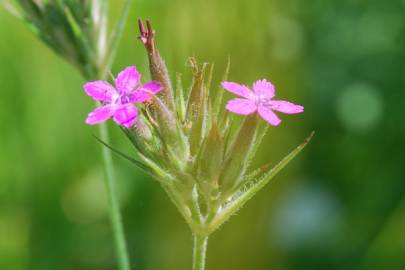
[138,18,156,53]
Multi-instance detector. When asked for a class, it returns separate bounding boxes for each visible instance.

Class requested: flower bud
[150,96,190,170]
[185,58,209,156]
[196,123,224,195]
[219,115,259,199]
[138,19,176,111]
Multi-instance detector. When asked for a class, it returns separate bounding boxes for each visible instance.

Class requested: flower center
[120,95,131,103]
[256,96,272,106]
[111,92,132,105]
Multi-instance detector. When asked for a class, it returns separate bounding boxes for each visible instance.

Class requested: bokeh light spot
[272,184,343,249]
[61,170,108,225]
[336,82,383,133]
[268,15,305,61]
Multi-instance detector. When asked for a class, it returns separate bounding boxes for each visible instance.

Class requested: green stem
[192,235,208,270]
[98,121,131,270]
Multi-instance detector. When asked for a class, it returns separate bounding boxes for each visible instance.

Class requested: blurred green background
[1,0,405,269]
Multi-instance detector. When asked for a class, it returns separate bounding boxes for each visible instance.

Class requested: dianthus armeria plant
[84,19,313,270]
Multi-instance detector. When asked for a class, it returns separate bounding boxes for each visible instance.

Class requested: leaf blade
[94,135,151,173]
[207,131,314,234]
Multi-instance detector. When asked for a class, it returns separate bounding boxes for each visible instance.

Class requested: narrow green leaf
[208,132,314,234]
[243,132,314,198]
[62,12,96,75]
[95,134,173,181]
[243,161,273,185]
[63,6,82,38]
[18,0,43,20]
[94,135,151,173]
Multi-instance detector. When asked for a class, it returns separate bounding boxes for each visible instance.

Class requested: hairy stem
[192,235,208,270]
[98,121,131,270]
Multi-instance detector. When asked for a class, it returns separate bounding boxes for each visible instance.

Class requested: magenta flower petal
[83,80,116,102]
[112,104,138,128]
[128,91,150,103]
[269,100,304,114]
[258,106,281,126]
[83,66,162,128]
[225,98,257,115]
[253,79,275,99]
[222,82,254,99]
[222,78,303,126]
[140,81,163,94]
[115,66,141,94]
[130,81,163,102]
[86,105,114,125]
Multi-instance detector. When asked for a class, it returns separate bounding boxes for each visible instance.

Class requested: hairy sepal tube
[89,19,313,270]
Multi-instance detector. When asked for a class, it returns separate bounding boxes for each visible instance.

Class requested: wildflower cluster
[3,2,312,267]
[84,20,311,240]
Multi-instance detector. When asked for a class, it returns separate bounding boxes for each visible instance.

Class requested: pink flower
[84,66,162,128]
[222,79,304,126]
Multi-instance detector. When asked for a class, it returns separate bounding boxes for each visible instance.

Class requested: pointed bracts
[105,20,311,236]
